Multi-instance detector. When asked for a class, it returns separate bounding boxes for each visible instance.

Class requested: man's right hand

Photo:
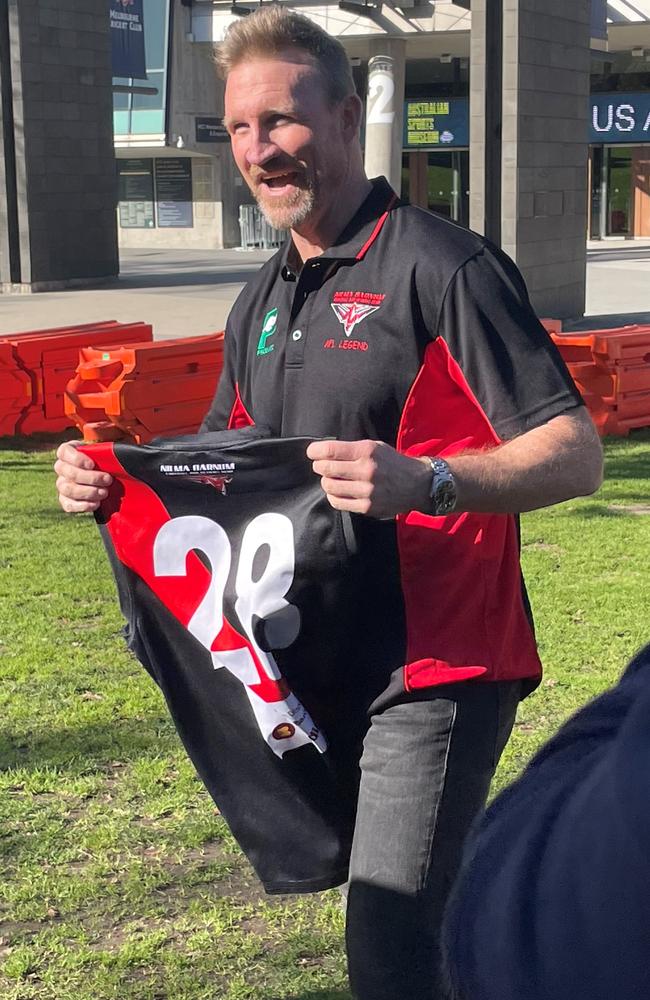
[54,441,113,513]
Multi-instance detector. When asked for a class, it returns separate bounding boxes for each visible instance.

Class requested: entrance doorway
[402,150,469,227]
[590,146,637,238]
[607,147,633,236]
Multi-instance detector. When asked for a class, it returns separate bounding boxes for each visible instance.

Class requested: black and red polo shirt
[202,177,583,691]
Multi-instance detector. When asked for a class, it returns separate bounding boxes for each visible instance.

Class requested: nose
[244,128,279,169]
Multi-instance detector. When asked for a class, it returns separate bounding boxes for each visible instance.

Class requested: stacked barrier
[65,332,225,444]
[0,342,32,436]
[551,325,650,436]
[0,321,153,435]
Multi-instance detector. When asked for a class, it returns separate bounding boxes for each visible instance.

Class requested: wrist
[420,456,457,516]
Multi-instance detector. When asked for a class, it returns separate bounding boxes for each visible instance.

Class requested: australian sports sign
[110,0,146,80]
[403,99,469,150]
[590,93,650,144]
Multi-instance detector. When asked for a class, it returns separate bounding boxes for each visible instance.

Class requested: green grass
[1,432,649,999]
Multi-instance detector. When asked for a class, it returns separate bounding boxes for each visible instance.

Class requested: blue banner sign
[590,93,650,144]
[591,0,607,40]
[403,99,469,149]
[111,0,146,80]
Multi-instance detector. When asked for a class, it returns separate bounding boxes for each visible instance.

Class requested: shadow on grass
[0,717,176,773]
[275,992,352,1000]
[565,504,628,519]
[0,432,75,453]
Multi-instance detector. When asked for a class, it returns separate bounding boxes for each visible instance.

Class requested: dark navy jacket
[445,643,650,1000]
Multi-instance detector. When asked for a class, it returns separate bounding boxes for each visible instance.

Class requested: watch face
[435,482,456,514]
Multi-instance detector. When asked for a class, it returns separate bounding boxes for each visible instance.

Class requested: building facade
[114,1,650,258]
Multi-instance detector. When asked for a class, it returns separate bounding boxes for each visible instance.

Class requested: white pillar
[364,40,405,192]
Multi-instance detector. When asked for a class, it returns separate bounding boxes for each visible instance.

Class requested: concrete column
[364,39,406,192]
[501,0,590,318]
[471,0,591,319]
[0,0,118,293]
[469,0,488,236]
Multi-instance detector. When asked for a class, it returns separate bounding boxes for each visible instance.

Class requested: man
[55,8,603,998]
[444,641,650,1000]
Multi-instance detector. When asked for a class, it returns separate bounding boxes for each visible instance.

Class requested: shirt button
[292,329,302,341]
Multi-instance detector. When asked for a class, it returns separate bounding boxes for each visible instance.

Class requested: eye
[268,114,293,128]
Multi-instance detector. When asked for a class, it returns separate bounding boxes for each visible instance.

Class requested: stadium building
[2,0,650,311]
[112,1,650,250]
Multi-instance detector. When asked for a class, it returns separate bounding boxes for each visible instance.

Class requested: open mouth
[258,171,301,195]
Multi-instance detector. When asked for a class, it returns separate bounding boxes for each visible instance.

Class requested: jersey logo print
[330,291,385,337]
[190,474,233,495]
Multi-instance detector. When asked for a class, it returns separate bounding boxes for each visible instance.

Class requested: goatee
[254,184,316,232]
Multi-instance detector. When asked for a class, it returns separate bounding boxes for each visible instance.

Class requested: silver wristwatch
[426,457,457,516]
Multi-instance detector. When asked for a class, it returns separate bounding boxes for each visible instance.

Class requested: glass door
[606,147,633,236]
[402,151,469,226]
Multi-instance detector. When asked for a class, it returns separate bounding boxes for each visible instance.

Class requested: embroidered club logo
[331,291,385,337]
[256,307,278,356]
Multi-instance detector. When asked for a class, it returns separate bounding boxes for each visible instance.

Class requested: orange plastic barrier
[552,325,650,436]
[0,343,32,436]
[65,333,225,444]
[0,321,153,435]
[539,318,563,335]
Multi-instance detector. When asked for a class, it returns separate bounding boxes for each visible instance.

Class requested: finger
[325,493,372,516]
[312,459,365,481]
[53,460,112,488]
[56,476,108,503]
[307,440,366,462]
[320,477,372,500]
[59,497,101,514]
[56,440,96,470]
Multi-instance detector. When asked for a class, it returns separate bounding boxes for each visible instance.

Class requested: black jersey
[83,428,388,893]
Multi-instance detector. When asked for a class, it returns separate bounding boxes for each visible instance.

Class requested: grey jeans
[344,679,523,1000]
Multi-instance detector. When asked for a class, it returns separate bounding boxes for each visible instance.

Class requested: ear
[340,92,363,141]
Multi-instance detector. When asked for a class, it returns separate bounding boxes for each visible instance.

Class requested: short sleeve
[200,319,238,433]
[436,245,583,440]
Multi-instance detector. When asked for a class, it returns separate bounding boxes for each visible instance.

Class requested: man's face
[224,52,352,232]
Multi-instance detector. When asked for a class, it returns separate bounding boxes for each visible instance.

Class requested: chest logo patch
[331,291,385,337]
[256,307,278,356]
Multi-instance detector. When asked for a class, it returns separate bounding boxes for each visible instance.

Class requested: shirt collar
[280,176,399,282]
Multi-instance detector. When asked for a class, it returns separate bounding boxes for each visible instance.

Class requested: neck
[290,172,373,263]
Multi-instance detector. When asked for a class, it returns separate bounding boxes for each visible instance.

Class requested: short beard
[254,181,316,232]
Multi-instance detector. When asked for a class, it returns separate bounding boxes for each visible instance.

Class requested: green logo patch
[256,308,278,356]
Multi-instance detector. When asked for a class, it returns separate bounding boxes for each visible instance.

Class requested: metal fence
[238,204,286,250]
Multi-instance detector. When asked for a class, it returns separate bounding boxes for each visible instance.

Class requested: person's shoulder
[391,202,490,271]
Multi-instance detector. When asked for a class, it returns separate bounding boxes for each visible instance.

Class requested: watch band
[426,457,457,516]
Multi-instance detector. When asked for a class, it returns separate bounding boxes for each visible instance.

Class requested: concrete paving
[0,242,648,339]
[0,249,275,341]
[578,240,650,331]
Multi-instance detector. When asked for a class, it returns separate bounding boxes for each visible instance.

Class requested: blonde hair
[214,5,356,105]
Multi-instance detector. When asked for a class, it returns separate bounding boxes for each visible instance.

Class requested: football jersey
[83,428,390,893]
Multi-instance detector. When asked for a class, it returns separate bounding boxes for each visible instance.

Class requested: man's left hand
[307,439,430,519]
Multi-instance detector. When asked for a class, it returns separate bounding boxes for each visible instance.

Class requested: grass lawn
[1,431,649,999]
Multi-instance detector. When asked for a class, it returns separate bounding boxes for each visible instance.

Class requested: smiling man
[54,7,603,999]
